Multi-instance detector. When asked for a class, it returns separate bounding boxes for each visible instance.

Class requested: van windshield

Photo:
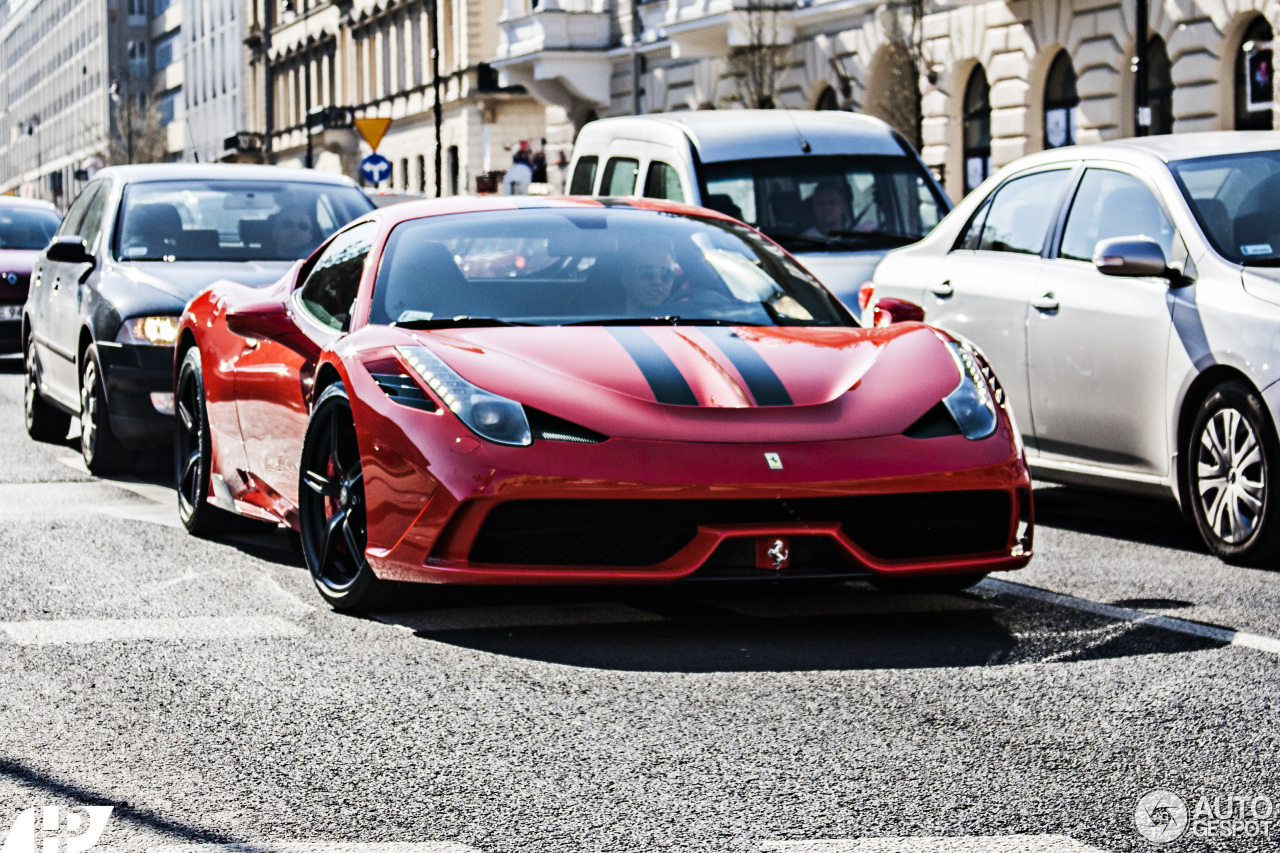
[701,155,948,253]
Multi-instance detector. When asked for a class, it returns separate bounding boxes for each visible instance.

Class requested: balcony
[493,0,613,111]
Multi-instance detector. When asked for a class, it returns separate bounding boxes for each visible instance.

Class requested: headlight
[396,345,532,446]
[116,315,181,346]
[942,341,998,440]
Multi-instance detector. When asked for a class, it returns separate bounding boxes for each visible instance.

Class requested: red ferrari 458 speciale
[175,196,1032,609]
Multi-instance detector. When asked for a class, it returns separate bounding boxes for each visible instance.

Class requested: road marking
[151,844,479,852]
[707,591,995,619]
[50,457,182,528]
[978,577,1280,657]
[97,501,183,529]
[0,616,305,646]
[374,602,665,632]
[762,836,1105,852]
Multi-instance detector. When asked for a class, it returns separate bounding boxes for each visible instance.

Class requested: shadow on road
[1031,483,1208,554]
[366,580,1224,673]
[0,354,20,374]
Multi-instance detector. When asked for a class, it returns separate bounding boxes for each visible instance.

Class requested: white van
[566,110,951,305]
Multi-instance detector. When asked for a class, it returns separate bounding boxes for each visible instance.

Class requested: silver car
[867,131,1280,565]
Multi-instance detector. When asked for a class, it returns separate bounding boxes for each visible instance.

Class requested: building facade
[183,0,245,162]
[494,0,1278,201]
[243,0,550,193]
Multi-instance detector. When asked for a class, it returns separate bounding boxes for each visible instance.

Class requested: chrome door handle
[1032,292,1059,312]
[930,280,954,298]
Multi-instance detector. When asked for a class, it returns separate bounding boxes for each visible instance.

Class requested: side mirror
[225,300,298,340]
[1093,236,1173,281]
[46,236,94,265]
[872,296,926,327]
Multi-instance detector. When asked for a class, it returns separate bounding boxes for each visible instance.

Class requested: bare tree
[108,79,168,165]
[726,1,790,109]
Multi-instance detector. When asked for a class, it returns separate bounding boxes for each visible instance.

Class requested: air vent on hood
[525,407,608,443]
[904,401,961,439]
[372,373,438,412]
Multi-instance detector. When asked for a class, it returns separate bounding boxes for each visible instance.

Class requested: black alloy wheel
[80,344,136,475]
[1187,380,1280,565]
[24,333,70,442]
[299,383,397,610]
[176,347,236,536]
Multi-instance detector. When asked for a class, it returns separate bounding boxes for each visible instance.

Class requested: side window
[643,161,684,201]
[297,222,377,332]
[568,156,598,195]
[977,169,1072,255]
[78,184,113,250]
[955,197,992,251]
[55,181,104,239]
[600,157,639,196]
[1059,169,1175,262]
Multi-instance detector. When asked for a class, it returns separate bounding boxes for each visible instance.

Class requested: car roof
[373,194,739,227]
[92,163,362,186]
[1012,131,1280,171]
[0,195,59,211]
[577,111,907,162]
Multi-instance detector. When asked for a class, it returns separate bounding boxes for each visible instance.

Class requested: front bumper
[352,369,1034,586]
[96,341,175,445]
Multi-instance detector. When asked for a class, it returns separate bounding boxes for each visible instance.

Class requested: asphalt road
[0,353,1276,853]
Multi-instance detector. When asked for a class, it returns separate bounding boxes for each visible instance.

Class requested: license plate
[0,304,21,321]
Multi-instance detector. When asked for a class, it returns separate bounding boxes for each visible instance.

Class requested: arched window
[1236,17,1274,130]
[1044,52,1079,148]
[963,66,992,193]
[1146,36,1174,135]
[815,86,840,111]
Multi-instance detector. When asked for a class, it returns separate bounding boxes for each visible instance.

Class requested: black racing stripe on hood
[701,327,793,406]
[605,327,698,406]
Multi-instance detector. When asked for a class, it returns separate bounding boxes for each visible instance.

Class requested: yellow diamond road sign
[354,117,392,151]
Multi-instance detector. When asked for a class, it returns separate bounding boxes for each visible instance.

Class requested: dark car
[22,164,374,473]
[0,198,61,353]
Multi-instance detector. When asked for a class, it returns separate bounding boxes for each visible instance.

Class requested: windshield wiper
[563,316,765,327]
[391,316,536,329]
[823,229,919,246]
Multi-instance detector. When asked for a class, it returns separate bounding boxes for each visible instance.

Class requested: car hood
[115,259,294,306]
[789,250,884,307]
[392,323,963,443]
[0,249,39,277]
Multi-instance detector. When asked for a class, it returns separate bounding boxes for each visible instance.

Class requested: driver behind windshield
[621,241,680,314]
[803,180,875,240]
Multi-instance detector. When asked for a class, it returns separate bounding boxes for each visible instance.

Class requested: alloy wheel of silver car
[1196,407,1265,545]
[24,334,70,442]
[1187,381,1280,565]
[79,345,136,475]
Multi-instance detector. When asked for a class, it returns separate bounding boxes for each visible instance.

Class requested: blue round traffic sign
[360,153,392,185]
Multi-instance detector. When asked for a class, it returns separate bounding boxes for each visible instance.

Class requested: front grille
[468,491,1012,567]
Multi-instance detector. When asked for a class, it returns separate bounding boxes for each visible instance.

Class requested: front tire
[80,344,136,475]
[299,383,399,611]
[24,333,70,442]
[176,347,238,537]
[1187,381,1280,565]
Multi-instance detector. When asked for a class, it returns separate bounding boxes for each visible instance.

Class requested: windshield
[370,208,854,327]
[1170,151,1280,265]
[700,155,948,253]
[0,206,60,250]
[114,180,373,262]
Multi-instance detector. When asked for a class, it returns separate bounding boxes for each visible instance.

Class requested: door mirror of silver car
[872,296,926,327]
[46,236,94,266]
[1093,237,1174,281]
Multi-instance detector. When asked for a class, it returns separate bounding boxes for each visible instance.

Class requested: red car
[175,196,1033,610]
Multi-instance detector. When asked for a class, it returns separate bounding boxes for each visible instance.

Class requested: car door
[1026,166,1178,478]
[234,222,377,508]
[924,167,1075,450]
[38,180,109,403]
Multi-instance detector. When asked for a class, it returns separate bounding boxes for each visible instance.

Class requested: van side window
[643,162,684,201]
[569,157,598,195]
[600,158,639,196]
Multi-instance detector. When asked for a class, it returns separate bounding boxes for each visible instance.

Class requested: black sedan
[23,164,374,473]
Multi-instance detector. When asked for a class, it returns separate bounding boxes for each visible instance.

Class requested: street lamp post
[429,0,443,197]
[1134,0,1150,136]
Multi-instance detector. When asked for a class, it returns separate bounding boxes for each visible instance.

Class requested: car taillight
[857,281,875,312]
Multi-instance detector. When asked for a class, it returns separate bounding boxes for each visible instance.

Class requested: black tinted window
[298,222,377,331]
[955,198,991,251]
[1060,169,1174,262]
[55,182,103,238]
[568,157,598,195]
[643,162,683,200]
[600,158,639,196]
[978,170,1071,255]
